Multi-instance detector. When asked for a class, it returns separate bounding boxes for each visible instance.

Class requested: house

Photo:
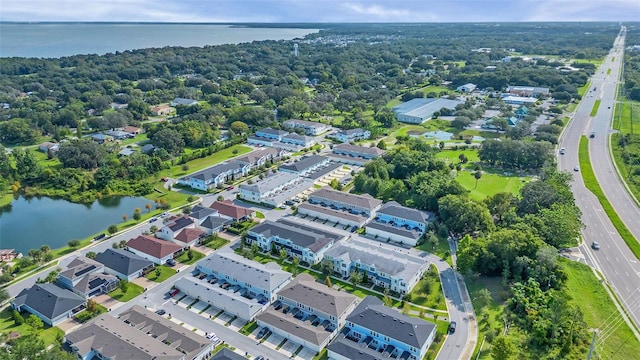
[508,117,521,126]
[118,148,135,156]
[211,348,247,360]
[200,216,231,235]
[189,204,217,224]
[323,238,429,294]
[392,98,463,124]
[308,187,382,217]
[57,256,119,298]
[234,148,282,169]
[238,171,302,207]
[334,128,370,143]
[105,130,133,140]
[506,85,550,97]
[174,228,206,247]
[65,306,214,360]
[365,201,433,246]
[327,296,436,360]
[126,235,183,265]
[0,249,19,262]
[11,283,86,326]
[296,202,369,228]
[94,248,154,281]
[209,200,255,222]
[141,144,156,154]
[38,142,60,153]
[329,143,385,166]
[177,162,250,191]
[174,276,267,322]
[279,155,330,176]
[157,215,196,241]
[502,95,538,105]
[515,106,529,119]
[283,119,330,136]
[280,133,315,147]
[171,97,198,107]
[255,128,289,141]
[90,133,111,144]
[256,273,359,353]
[151,105,172,116]
[246,219,344,265]
[195,247,292,304]
[457,83,477,93]
[124,125,142,135]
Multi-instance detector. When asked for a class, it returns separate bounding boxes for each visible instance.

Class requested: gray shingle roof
[65,314,184,360]
[239,172,299,195]
[256,128,288,137]
[234,148,279,165]
[366,222,422,240]
[279,155,328,173]
[277,273,358,317]
[167,216,194,231]
[333,143,385,157]
[12,283,85,321]
[94,249,153,277]
[187,162,245,182]
[250,220,341,253]
[256,308,332,346]
[200,216,231,231]
[197,248,291,293]
[309,187,382,211]
[296,203,368,225]
[59,256,102,281]
[189,205,216,220]
[346,296,436,348]
[212,348,247,360]
[376,201,432,224]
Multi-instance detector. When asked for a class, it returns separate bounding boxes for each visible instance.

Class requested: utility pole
[587,329,598,360]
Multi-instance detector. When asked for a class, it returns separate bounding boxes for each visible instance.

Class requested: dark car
[166,258,176,266]
[226,186,234,191]
[150,217,158,222]
[256,327,270,339]
[590,132,595,138]
[592,241,601,250]
[448,321,457,334]
[155,309,166,315]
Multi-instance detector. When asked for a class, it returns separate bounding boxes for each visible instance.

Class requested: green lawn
[255,211,265,219]
[591,99,602,117]
[561,259,640,360]
[120,133,149,146]
[0,191,13,207]
[31,148,62,169]
[175,249,205,265]
[167,144,252,178]
[0,307,64,347]
[416,239,452,266]
[407,265,448,311]
[579,136,640,260]
[239,321,258,335]
[465,276,508,359]
[455,170,529,200]
[203,235,230,250]
[108,282,145,302]
[145,265,177,283]
[435,149,480,163]
[577,82,591,97]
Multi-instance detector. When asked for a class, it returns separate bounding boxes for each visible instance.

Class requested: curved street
[559,27,640,331]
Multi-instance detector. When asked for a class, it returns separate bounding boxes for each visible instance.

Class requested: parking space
[297,347,316,359]
[189,300,209,314]
[262,333,284,351]
[227,317,244,331]
[280,340,299,357]
[177,295,196,309]
[214,312,233,326]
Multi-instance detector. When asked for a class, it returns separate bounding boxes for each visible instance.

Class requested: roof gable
[13,283,85,320]
[94,249,153,276]
[209,200,254,220]
[126,235,182,259]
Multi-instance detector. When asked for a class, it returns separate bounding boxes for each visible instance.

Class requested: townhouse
[365,201,433,246]
[308,187,382,218]
[283,119,330,136]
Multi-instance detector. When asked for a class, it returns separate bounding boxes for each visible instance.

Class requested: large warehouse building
[392,98,462,124]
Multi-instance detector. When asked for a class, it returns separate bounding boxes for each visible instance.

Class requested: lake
[0,196,152,254]
[0,23,319,58]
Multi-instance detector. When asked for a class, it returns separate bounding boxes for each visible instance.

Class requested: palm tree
[474,170,483,189]
[39,245,51,255]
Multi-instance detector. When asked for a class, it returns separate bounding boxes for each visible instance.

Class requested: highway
[559,27,640,331]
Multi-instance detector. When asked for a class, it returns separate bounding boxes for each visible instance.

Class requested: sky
[1,0,638,23]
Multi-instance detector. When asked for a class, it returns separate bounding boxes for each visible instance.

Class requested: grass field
[466,276,507,359]
[167,144,252,178]
[436,149,480,163]
[561,259,640,360]
[613,101,640,134]
[108,282,145,302]
[456,170,529,200]
[176,249,205,265]
[0,307,64,347]
[145,265,177,283]
[578,81,591,97]
[579,136,640,259]
[591,99,602,117]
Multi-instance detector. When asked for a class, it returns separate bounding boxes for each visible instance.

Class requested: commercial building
[456,83,477,93]
[323,238,429,294]
[256,273,359,353]
[327,296,436,360]
[506,85,550,97]
[247,219,344,265]
[365,201,433,246]
[392,98,463,124]
[308,187,382,217]
[283,119,330,136]
[502,95,538,105]
[196,248,292,303]
[12,283,86,326]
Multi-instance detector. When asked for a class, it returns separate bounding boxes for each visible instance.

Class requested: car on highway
[226,186,234,191]
[155,309,166,315]
[573,166,580,172]
[559,147,566,155]
[592,241,601,250]
[448,321,457,334]
[150,217,158,222]
[590,132,595,138]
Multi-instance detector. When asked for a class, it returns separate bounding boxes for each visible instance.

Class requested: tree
[86,251,97,259]
[484,192,517,222]
[133,207,142,221]
[491,336,516,360]
[0,118,39,145]
[187,250,194,261]
[122,214,128,222]
[108,224,118,234]
[229,121,250,135]
[150,225,158,233]
[279,249,287,263]
[26,314,44,332]
[325,275,333,288]
[474,170,483,189]
[120,279,130,292]
[292,257,300,276]
[57,139,108,170]
[377,140,387,150]
[476,288,492,311]
[0,288,9,303]
[145,203,152,213]
[151,128,185,155]
[155,267,162,278]
[250,241,260,257]
[68,239,81,248]
[349,270,362,285]
[87,299,98,313]
[12,309,24,325]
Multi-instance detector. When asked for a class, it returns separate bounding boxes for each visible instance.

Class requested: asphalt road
[558,27,640,329]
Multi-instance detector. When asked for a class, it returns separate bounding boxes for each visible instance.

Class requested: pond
[0,196,153,254]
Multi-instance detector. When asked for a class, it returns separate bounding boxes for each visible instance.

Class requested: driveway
[92,293,122,310]
[132,277,156,290]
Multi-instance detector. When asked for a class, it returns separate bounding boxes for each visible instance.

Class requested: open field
[456,170,528,200]
[0,307,65,347]
[108,282,145,302]
[145,265,177,282]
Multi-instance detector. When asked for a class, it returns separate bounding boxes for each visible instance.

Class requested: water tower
[293,43,298,57]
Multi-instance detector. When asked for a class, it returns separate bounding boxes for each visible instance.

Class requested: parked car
[169,288,180,297]
[166,258,176,266]
[155,309,166,315]
[448,321,457,334]
[256,327,270,339]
